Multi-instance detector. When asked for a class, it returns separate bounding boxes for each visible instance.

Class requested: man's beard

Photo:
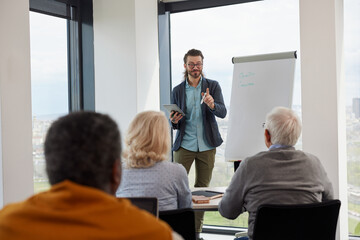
[187,69,202,79]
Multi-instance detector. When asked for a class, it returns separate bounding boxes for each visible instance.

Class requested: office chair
[159,208,196,240]
[251,199,341,240]
[125,197,159,217]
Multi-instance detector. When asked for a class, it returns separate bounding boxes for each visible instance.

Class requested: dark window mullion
[79,0,95,111]
[67,5,82,112]
[30,0,71,19]
[160,0,262,14]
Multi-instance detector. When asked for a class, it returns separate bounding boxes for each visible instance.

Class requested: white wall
[299,0,347,239]
[93,0,160,135]
[0,0,34,207]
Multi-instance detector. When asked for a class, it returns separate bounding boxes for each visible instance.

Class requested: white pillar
[93,0,160,134]
[0,0,34,207]
[135,0,160,112]
[300,0,347,239]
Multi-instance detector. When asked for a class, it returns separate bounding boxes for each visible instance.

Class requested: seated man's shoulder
[251,148,317,160]
[243,148,300,165]
[0,201,24,221]
[245,150,271,162]
[286,149,321,163]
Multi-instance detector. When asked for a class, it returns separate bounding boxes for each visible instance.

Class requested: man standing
[219,107,333,240]
[170,49,227,238]
[0,112,179,240]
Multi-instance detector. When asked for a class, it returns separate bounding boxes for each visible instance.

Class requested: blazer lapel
[181,81,186,113]
[201,78,208,117]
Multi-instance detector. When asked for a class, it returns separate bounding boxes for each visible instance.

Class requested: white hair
[265,107,302,146]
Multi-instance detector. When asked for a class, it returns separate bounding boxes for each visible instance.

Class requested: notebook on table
[191,190,224,204]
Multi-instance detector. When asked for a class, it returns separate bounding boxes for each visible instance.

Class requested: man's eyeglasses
[187,63,203,69]
[262,122,266,128]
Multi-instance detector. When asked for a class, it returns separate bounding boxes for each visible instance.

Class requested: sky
[29,0,360,117]
[344,0,360,104]
[29,12,68,117]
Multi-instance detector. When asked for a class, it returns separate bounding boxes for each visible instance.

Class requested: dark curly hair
[44,111,121,191]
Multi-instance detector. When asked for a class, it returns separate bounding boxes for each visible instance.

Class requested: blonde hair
[124,111,171,168]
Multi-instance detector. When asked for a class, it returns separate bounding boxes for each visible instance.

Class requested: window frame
[29,0,95,112]
[158,0,262,14]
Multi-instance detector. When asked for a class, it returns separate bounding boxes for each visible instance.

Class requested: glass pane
[30,12,69,193]
[344,0,360,236]
[170,0,300,228]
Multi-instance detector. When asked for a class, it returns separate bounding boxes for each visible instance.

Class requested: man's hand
[170,111,183,124]
[202,88,215,110]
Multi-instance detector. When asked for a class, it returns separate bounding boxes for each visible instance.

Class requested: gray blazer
[171,78,227,151]
[219,147,334,240]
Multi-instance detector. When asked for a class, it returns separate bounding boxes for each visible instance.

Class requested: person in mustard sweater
[0,111,181,240]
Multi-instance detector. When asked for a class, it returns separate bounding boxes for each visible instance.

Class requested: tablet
[163,104,185,116]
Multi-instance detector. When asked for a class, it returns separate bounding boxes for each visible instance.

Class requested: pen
[201,92,206,104]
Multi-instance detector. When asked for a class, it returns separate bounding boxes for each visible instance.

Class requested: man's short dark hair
[44,111,121,190]
[183,48,204,64]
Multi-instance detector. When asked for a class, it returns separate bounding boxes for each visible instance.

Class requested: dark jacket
[171,78,227,151]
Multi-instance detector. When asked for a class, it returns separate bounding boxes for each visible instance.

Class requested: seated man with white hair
[219,106,334,240]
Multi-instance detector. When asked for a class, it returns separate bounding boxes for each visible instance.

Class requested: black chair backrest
[159,208,196,240]
[252,199,341,240]
[126,197,158,217]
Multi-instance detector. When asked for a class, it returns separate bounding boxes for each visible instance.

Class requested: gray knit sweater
[116,161,193,211]
[219,147,333,240]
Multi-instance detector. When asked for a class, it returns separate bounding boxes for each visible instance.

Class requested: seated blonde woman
[116,111,192,211]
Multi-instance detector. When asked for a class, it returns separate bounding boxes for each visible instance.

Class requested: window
[30,12,69,193]
[169,0,300,229]
[29,0,94,193]
[344,0,360,236]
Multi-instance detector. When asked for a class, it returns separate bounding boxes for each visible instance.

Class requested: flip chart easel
[225,51,297,162]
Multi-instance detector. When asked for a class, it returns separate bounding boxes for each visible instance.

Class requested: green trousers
[174,147,216,233]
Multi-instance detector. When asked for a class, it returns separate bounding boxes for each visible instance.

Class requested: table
[191,187,227,211]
